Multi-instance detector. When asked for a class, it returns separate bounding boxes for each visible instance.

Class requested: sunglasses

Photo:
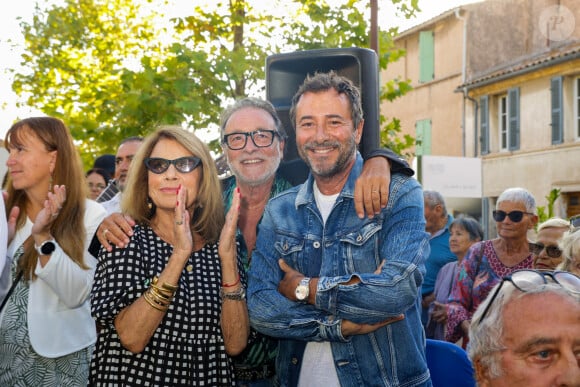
[528,242,562,258]
[492,210,534,223]
[479,270,580,321]
[144,157,201,174]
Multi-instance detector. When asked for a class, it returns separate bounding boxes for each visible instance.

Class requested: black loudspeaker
[266,47,380,162]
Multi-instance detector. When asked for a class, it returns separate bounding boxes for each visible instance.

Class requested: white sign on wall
[421,155,482,198]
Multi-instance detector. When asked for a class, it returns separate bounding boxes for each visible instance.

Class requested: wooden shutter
[415,119,432,156]
[419,31,434,83]
[551,76,563,144]
[480,95,489,155]
[508,87,520,150]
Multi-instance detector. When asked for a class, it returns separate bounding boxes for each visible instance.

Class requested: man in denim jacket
[247,71,432,387]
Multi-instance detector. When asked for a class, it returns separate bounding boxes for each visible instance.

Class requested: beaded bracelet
[220,286,246,301]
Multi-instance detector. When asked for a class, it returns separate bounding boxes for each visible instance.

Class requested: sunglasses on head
[528,242,562,258]
[144,157,201,174]
[479,269,580,321]
[492,210,534,223]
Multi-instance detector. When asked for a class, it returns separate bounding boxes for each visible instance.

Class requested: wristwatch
[35,239,56,256]
[295,277,311,302]
[220,286,246,301]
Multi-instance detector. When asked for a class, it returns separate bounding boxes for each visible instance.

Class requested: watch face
[40,241,56,255]
[295,285,309,300]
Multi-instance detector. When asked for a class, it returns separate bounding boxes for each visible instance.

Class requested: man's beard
[298,134,357,178]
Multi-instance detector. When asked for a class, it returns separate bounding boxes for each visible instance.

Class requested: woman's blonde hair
[537,217,572,233]
[4,117,88,279]
[122,126,224,243]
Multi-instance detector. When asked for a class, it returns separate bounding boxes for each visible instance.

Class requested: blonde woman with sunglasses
[445,187,537,348]
[531,217,571,270]
[89,126,247,385]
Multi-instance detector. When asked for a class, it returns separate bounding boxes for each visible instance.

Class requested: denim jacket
[248,153,432,387]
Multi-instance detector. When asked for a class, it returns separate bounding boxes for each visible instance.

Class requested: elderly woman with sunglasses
[468,270,580,386]
[530,217,571,270]
[445,187,537,347]
[89,126,247,385]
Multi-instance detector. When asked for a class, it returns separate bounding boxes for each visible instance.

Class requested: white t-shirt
[298,182,340,387]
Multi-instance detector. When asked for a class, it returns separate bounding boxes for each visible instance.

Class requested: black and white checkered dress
[89,225,234,386]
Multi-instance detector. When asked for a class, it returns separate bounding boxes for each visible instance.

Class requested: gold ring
[175,220,184,225]
[103,229,110,237]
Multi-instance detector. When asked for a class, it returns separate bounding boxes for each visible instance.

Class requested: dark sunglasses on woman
[144,157,201,174]
[528,242,562,258]
[492,210,534,223]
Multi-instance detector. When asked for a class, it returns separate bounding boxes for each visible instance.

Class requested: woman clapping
[0,117,106,385]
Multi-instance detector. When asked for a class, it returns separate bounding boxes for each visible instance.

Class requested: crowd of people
[0,71,578,386]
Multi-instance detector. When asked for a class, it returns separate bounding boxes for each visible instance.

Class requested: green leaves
[11,0,419,167]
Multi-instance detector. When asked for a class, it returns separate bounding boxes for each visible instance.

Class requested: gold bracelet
[152,276,179,293]
[150,283,175,299]
[147,288,172,307]
[149,286,174,303]
[143,290,168,311]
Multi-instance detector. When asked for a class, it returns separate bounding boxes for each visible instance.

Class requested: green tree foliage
[12,0,161,160]
[10,0,419,167]
[536,188,562,226]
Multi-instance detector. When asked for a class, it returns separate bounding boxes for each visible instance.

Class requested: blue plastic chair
[425,339,476,387]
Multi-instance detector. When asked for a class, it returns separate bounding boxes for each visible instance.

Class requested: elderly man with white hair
[468,269,580,386]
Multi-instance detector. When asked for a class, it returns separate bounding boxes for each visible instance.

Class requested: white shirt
[298,182,340,387]
[0,199,106,357]
[101,192,122,215]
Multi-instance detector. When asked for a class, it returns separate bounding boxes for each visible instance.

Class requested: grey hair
[119,136,144,146]
[219,97,286,139]
[496,187,536,212]
[423,190,448,216]
[557,230,580,272]
[537,217,572,233]
[468,281,579,380]
[450,215,484,241]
